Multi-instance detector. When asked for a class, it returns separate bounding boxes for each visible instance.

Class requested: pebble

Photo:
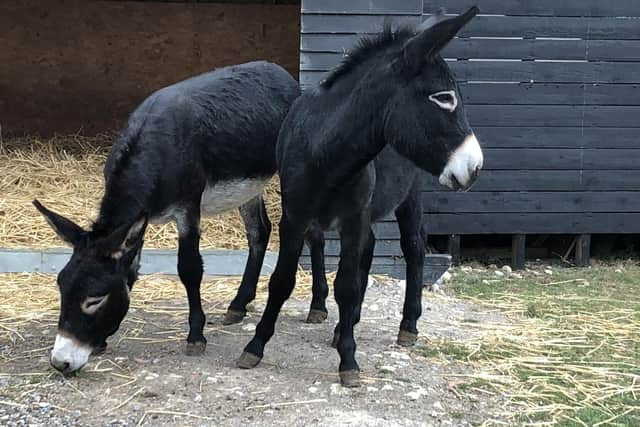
[405,388,428,401]
[194,394,203,403]
[369,304,379,312]
[460,266,473,273]
[494,270,504,277]
[512,273,523,279]
[433,401,444,411]
[502,265,512,274]
[385,351,410,361]
[367,386,378,392]
[308,387,318,394]
[379,365,396,373]
[381,385,394,391]
[241,323,256,332]
[544,269,553,275]
[406,391,422,400]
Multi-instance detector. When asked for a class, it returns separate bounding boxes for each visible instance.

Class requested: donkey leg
[224,195,272,325]
[331,229,374,347]
[305,227,329,323]
[176,210,207,355]
[238,216,304,368]
[333,214,371,387]
[396,186,425,347]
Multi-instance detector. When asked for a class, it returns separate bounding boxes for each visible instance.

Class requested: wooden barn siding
[299,0,640,265]
[0,0,300,136]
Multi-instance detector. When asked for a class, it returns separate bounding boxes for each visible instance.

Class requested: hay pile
[0,135,283,250]
[0,270,325,348]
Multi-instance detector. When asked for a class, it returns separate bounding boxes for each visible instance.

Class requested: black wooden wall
[299,0,640,269]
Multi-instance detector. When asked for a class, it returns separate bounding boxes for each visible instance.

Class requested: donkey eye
[81,294,110,315]
[428,90,458,112]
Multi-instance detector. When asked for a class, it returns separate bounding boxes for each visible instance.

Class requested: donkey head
[384,7,483,191]
[33,200,147,374]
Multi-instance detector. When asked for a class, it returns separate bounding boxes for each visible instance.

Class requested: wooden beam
[448,235,461,266]
[512,234,526,270]
[575,234,591,267]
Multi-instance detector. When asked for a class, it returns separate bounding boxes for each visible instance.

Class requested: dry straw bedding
[0,134,283,250]
[0,271,323,349]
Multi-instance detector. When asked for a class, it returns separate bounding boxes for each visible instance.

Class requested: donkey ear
[402,6,479,72]
[415,7,448,33]
[98,216,148,260]
[33,199,85,247]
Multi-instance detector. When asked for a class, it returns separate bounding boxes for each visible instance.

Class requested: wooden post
[575,234,591,267]
[447,235,461,266]
[512,234,526,270]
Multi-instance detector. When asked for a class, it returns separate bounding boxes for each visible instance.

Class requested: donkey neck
[312,66,395,179]
[92,175,149,237]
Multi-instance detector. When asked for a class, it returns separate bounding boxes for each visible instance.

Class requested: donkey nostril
[62,361,70,371]
[472,165,481,179]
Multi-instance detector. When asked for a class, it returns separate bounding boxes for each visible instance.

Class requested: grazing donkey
[34,61,299,374]
[238,8,483,387]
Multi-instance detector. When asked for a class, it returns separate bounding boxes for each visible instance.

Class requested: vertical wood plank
[512,234,526,270]
[575,234,591,267]
[448,235,461,266]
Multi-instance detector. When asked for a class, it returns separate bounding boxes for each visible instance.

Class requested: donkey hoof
[339,370,361,388]
[237,351,262,369]
[222,309,246,325]
[185,341,206,356]
[91,344,107,355]
[397,329,418,347]
[306,309,328,324]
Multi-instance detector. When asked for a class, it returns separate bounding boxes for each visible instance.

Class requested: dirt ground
[0,278,512,426]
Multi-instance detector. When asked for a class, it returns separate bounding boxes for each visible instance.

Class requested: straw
[0,135,283,250]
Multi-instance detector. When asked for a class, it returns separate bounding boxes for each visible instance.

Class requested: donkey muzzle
[439,133,483,191]
[50,332,92,374]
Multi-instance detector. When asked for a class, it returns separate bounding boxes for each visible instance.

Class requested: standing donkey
[303,145,434,350]
[238,8,483,387]
[34,61,299,374]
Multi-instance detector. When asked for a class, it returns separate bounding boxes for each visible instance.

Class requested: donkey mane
[320,23,416,89]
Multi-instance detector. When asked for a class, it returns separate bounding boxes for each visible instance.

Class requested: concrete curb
[0,248,451,286]
[0,248,278,276]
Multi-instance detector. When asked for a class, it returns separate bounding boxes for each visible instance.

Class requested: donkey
[33,61,299,374]
[303,145,433,350]
[237,8,483,387]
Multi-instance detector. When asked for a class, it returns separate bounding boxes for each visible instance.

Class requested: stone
[241,323,256,332]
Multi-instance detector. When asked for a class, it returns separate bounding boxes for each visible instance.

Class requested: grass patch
[417,340,472,361]
[448,261,640,426]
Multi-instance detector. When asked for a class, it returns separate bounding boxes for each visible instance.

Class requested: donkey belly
[200,177,269,215]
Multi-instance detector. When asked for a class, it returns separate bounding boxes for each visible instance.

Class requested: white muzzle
[50,333,92,374]
[438,133,483,191]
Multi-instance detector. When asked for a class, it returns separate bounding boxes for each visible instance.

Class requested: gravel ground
[0,278,513,426]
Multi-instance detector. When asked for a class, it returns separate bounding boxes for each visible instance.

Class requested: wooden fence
[299,0,640,269]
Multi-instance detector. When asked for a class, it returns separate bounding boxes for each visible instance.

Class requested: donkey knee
[400,235,424,263]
